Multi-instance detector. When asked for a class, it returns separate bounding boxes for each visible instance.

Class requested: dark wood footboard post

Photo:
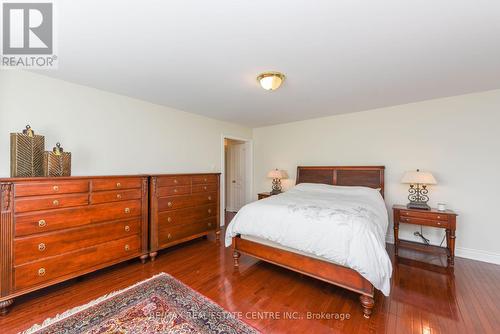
[360,295,374,318]
[0,299,14,315]
[233,251,240,268]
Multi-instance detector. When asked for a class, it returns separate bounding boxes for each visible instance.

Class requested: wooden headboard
[296,166,385,197]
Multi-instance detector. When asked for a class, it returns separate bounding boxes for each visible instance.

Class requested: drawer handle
[167,217,172,223]
[437,215,441,219]
[405,212,409,215]
[38,219,46,227]
[208,209,212,214]
[204,178,207,182]
[437,222,441,225]
[208,222,212,227]
[124,207,130,214]
[38,243,46,251]
[174,188,178,193]
[204,186,207,190]
[174,179,178,184]
[38,268,46,276]
[116,182,121,188]
[167,201,173,207]
[208,196,212,201]
[116,194,122,199]
[53,185,59,192]
[168,233,172,239]
[124,244,130,251]
[124,225,130,232]
[52,200,59,206]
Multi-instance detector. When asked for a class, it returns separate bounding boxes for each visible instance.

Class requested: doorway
[221,136,252,227]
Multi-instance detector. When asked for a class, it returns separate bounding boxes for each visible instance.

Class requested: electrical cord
[411,227,447,264]
[439,234,446,247]
[414,226,430,245]
[413,226,447,247]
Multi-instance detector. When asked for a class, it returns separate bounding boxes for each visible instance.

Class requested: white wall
[253,90,500,264]
[0,71,252,176]
[2,71,499,264]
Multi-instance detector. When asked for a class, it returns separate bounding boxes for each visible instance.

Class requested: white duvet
[225,183,392,296]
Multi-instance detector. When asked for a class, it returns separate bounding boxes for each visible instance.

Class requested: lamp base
[271,178,282,195]
[406,202,431,210]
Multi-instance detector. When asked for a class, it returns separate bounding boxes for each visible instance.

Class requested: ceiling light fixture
[257,71,285,91]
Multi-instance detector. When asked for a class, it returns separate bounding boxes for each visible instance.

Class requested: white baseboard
[455,247,500,265]
[385,234,500,265]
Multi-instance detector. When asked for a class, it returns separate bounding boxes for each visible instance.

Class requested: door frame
[220,134,253,228]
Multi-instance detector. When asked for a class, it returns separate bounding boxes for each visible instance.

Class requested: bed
[225,166,391,318]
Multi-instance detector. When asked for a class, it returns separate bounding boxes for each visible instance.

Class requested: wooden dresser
[149,173,220,260]
[0,176,149,314]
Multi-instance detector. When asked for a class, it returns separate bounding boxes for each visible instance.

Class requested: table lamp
[267,169,288,195]
[401,169,437,210]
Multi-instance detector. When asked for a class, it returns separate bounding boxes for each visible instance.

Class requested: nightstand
[393,205,458,267]
[257,192,273,200]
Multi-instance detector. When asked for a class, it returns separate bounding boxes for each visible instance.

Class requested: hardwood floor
[1,212,499,333]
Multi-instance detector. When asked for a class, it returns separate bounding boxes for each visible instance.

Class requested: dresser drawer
[14,235,141,291]
[157,176,191,187]
[89,200,142,222]
[157,185,191,197]
[191,175,217,184]
[91,178,142,192]
[14,218,141,266]
[399,216,449,228]
[158,218,217,246]
[14,180,89,197]
[90,189,142,204]
[192,183,217,193]
[15,194,89,213]
[399,210,448,221]
[158,204,216,226]
[15,200,142,236]
[158,192,216,211]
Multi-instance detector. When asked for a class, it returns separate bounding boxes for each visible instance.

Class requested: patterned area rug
[23,273,259,334]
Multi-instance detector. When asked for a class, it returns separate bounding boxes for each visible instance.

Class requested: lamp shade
[267,169,288,179]
[401,170,437,185]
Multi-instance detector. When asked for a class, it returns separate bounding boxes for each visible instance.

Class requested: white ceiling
[43,0,500,127]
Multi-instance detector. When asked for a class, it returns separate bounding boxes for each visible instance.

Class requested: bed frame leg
[0,299,14,315]
[233,250,240,268]
[360,295,374,318]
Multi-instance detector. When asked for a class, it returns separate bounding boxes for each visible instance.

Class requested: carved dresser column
[140,177,149,264]
[0,182,14,314]
[149,176,158,261]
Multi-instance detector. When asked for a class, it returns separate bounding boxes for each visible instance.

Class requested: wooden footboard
[232,235,375,318]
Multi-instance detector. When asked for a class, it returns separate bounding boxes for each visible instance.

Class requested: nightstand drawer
[400,210,448,221]
[399,216,449,228]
